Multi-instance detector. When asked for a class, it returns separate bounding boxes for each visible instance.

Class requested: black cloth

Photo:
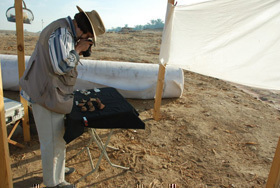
[63,87,145,144]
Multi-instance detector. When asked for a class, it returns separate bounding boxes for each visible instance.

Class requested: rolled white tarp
[0,54,184,99]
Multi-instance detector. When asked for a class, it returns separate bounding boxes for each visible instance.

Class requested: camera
[82,39,93,57]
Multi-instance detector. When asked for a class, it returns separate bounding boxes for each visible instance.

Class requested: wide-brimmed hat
[76,5,105,46]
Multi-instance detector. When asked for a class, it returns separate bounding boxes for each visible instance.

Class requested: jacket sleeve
[48,27,80,75]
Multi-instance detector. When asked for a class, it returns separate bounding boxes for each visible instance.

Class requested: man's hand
[75,39,93,55]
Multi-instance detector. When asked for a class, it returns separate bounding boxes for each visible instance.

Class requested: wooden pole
[15,0,30,142]
[153,0,174,121]
[0,60,13,188]
[266,137,280,188]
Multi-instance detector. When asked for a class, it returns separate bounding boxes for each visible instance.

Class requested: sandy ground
[1,30,280,188]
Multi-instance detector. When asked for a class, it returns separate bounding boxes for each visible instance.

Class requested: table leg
[91,129,129,170]
[75,129,129,183]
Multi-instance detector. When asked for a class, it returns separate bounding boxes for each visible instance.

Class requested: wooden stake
[153,64,166,120]
[153,0,174,121]
[15,0,30,142]
[266,137,280,188]
[0,60,13,188]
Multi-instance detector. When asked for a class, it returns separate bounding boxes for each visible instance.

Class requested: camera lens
[82,44,92,57]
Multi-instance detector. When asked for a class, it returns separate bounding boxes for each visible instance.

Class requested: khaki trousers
[32,103,66,187]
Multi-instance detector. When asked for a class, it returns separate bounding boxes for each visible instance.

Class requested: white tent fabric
[0,54,184,99]
[160,0,280,90]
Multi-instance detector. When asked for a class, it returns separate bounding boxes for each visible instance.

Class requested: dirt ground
[1,30,280,188]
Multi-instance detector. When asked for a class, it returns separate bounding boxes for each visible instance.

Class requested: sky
[0,0,169,32]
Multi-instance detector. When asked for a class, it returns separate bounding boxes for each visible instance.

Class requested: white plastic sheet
[160,0,280,90]
[0,54,184,99]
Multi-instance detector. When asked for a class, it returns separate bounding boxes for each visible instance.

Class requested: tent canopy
[160,0,280,90]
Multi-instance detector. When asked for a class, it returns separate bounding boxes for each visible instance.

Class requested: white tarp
[160,0,280,90]
[0,54,184,99]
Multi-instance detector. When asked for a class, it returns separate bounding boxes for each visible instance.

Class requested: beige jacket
[19,18,78,114]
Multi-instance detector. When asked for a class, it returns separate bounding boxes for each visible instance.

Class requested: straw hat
[76,5,105,45]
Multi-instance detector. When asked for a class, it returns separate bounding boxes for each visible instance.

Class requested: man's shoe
[65,167,75,175]
[56,181,75,188]
[45,181,76,188]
